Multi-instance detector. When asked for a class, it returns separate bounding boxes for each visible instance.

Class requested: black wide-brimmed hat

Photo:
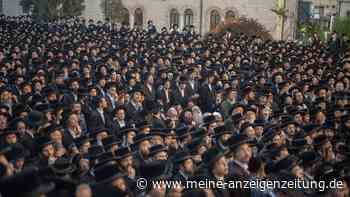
[135,120,151,130]
[36,136,54,150]
[50,157,76,175]
[87,145,105,159]
[25,110,46,128]
[102,135,121,149]
[133,133,152,145]
[172,150,193,164]
[94,161,126,184]
[91,127,110,137]
[201,147,228,168]
[149,144,168,157]
[140,160,172,181]
[115,146,133,160]
[299,151,322,168]
[0,168,55,197]
[202,115,217,126]
[5,144,29,162]
[225,133,255,151]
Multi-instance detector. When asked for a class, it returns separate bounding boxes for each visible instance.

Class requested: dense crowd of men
[0,14,350,197]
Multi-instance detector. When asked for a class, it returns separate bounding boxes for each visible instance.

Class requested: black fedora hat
[45,123,63,135]
[36,136,54,149]
[0,129,19,137]
[133,133,152,145]
[225,134,255,151]
[91,127,111,137]
[102,135,121,149]
[135,120,151,130]
[87,145,105,159]
[96,151,116,167]
[176,126,190,139]
[74,135,91,148]
[172,150,193,164]
[34,103,54,113]
[50,157,76,175]
[94,161,125,184]
[299,151,322,168]
[140,160,172,181]
[0,168,55,197]
[201,147,228,168]
[274,155,300,173]
[149,144,168,157]
[25,110,46,128]
[115,146,133,160]
[6,144,29,162]
[201,115,217,126]
[119,126,138,137]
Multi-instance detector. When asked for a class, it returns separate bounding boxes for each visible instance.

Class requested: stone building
[338,0,350,17]
[83,0,299,40]
[1,0,299,40]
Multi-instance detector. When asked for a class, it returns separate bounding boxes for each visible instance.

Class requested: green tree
[334,17,350,38]
[20,0,85,21]
[101,0,128,23]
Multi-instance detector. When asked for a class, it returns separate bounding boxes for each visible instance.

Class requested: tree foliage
[211,17,272,40]
[334,17,350,38]
[20,0,85,21]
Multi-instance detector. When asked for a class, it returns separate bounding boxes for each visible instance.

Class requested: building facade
[83,0,298,40]
[1,0,298,40]
[338,0,350,17]
[0,0,23,16]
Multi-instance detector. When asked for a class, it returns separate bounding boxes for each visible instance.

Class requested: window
[121,8,130,25]
[319,6,325,17]
[210,10,221,30]
[134,8,143,27]
[170,9,179,27]
[0,0,2,14]
[347,10,350,17]
[225,10,235,20]
[184,9,194,27]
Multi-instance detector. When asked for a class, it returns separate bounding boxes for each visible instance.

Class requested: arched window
[170,9,179,27]
[225,10,235,20]
[121,8,130,25]
[184,9,194,27]
[134,8,143,27]
[210,10,221,30]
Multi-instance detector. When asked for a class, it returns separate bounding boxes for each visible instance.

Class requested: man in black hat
[125,88,144,122]
[172,76,191,108]
[220,87,237,119]
[200,147,230,197]
[88,96,112,132]
[226,134,253,178]
[199,72,216,113]
[172,151,194,183]
[111,106,128,135]
[133,133,152,167]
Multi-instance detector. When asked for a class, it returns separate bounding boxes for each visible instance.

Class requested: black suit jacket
[88,110,113,132]
[172,87,190,107]
[156,88,173,110]
[125,102,144,122]
[143,85,156,101]
[199,84,216,112]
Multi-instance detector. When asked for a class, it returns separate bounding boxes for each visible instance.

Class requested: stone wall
[2,0,23,16]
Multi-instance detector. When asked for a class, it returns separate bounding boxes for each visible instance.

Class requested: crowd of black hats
[0,14,350,197]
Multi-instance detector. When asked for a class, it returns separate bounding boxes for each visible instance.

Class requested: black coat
[171,87,190,107]
[87,110,113,132]
[199,84,216,112]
